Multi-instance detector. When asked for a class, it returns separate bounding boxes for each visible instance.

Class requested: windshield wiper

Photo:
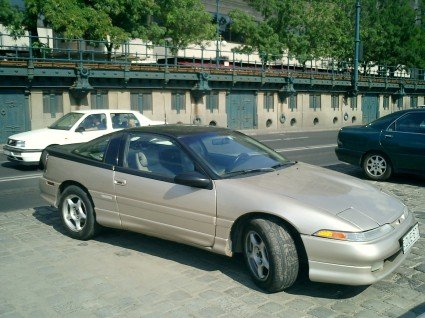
[271,161,297,169]
[225,167,276,177]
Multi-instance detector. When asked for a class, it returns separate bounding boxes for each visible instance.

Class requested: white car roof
[72,109,140,114]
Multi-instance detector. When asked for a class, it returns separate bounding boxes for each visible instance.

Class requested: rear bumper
[302,213,417,285]
[3,145,42,165]
[335,147,363,166]
[39,176,59,207]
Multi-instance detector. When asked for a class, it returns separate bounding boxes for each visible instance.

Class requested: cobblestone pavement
[0,164,424,318]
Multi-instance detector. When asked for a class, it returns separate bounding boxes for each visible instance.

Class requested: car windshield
[49,112,84,130]
[366,112,402,129]
[180,131,292,178]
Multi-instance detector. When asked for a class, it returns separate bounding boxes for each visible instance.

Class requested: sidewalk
[0,165,424,317]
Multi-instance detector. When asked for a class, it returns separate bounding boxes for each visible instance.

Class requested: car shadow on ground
[1,161,40,171]
[33,205,367,299]
[324,163,425,187]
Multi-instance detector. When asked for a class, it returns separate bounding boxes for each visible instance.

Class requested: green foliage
[0,0,25,37]
[153,0,215,53]
[229,9,283,65]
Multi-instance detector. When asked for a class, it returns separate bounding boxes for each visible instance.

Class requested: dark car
[335,108,425,180]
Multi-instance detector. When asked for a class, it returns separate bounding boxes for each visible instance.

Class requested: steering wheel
[227,153,250,172]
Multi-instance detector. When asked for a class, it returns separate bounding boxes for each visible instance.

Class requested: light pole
[215,0,220,67]
[353,0,361,93]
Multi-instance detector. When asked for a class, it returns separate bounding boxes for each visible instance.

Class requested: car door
[113,131,217,247]
[380,111,425,172]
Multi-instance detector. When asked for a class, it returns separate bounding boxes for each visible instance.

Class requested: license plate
[402,223,420,254]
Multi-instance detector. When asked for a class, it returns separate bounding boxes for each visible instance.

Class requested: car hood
[237,162,404,228]
[7,128,68,148]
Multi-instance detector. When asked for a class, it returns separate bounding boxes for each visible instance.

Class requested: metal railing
[0,33,424,82]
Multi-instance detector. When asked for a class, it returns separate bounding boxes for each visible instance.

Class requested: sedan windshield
[49,112,84,130]
[180,131,292,177]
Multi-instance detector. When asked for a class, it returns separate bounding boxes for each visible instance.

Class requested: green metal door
[0,91,28,143]
[362,95,379,124]
[226,92,257,130]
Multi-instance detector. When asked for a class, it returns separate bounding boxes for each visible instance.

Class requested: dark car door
[380,111,425,172]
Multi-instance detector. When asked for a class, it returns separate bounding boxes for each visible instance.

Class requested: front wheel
[362,153,392,181]
[58,186,100,240]
[243,218,299,293]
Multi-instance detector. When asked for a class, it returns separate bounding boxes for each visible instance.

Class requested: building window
[90,91,109,109]
[289,95,297,111]
[172,92,186,114]
[130,92,153,113]
[206,91,219,112]
[397,97,403,109]
[350,96,357,110]
[383,95,390,110]
[264,93,274,112]
[309,94,321,110]
[410,96,418,108]
[43,92,63,118]
[331,94,339,110]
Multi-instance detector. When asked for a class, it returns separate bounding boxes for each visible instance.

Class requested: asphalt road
[0,129,339,212]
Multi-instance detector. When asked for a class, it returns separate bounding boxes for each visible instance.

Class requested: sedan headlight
[313,224,394,242]
[15,140,26,147]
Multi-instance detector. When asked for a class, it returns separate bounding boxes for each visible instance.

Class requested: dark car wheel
[243,218,299,293]
[362,153,392,181]
[59,186,100,240]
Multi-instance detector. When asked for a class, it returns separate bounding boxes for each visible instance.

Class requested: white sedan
[3,109,164,167]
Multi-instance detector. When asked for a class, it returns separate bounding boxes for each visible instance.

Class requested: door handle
[384,134,393,139]
[114,179,127,186]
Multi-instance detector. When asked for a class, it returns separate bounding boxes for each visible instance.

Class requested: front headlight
[15,140,26,148]
[313,224,394,242]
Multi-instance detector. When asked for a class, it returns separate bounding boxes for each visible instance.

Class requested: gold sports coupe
[39,125,419,292]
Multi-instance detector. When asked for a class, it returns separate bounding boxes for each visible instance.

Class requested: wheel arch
[360,149,394,169]
[57,181,95,213]
[230,212,308,268]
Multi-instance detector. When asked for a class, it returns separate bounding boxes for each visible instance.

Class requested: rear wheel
[243,218,299,293]
[362,153,392,181]
[58,186,100,240]
[39,149,48,170]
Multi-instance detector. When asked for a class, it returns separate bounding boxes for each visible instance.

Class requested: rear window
[366,112,403,130]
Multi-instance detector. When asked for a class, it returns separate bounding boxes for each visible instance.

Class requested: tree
[229,9,283,66]
[0,0,25,37]
[153,0,215,54]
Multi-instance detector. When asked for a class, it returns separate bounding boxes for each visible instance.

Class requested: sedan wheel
[59,186,99,240]
[243,218,299,293]
[363,153,392,181]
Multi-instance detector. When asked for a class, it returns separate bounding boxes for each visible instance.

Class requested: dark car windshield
[49,112,84,130]
[179,131,292,177]
[366,112,402,129]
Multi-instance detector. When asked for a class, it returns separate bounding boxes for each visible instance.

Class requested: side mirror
[75,126,85,133]
[174,171,212,190]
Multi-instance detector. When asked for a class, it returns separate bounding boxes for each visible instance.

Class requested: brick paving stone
[0,168,424,317]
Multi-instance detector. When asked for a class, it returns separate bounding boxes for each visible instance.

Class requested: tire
[243,218,299,293]
[362,152,392,181]
[39,149,48,170]
[58,185,100,240]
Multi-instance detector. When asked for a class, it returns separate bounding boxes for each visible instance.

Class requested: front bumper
[3,145,43,165]
[302,213,418,285]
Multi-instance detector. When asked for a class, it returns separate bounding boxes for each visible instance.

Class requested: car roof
[72,109,140,114]
[126,124,230,138]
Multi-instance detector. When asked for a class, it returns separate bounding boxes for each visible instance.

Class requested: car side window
[111,113,140,129]
[73,136,110,162]
[124,133,195,179]
[77,114,107,131]
[395,113,425,134]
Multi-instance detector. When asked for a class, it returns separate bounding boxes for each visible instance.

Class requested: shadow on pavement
[33,205,366,299]
[324,163,425,187]
[1,161,40,172]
